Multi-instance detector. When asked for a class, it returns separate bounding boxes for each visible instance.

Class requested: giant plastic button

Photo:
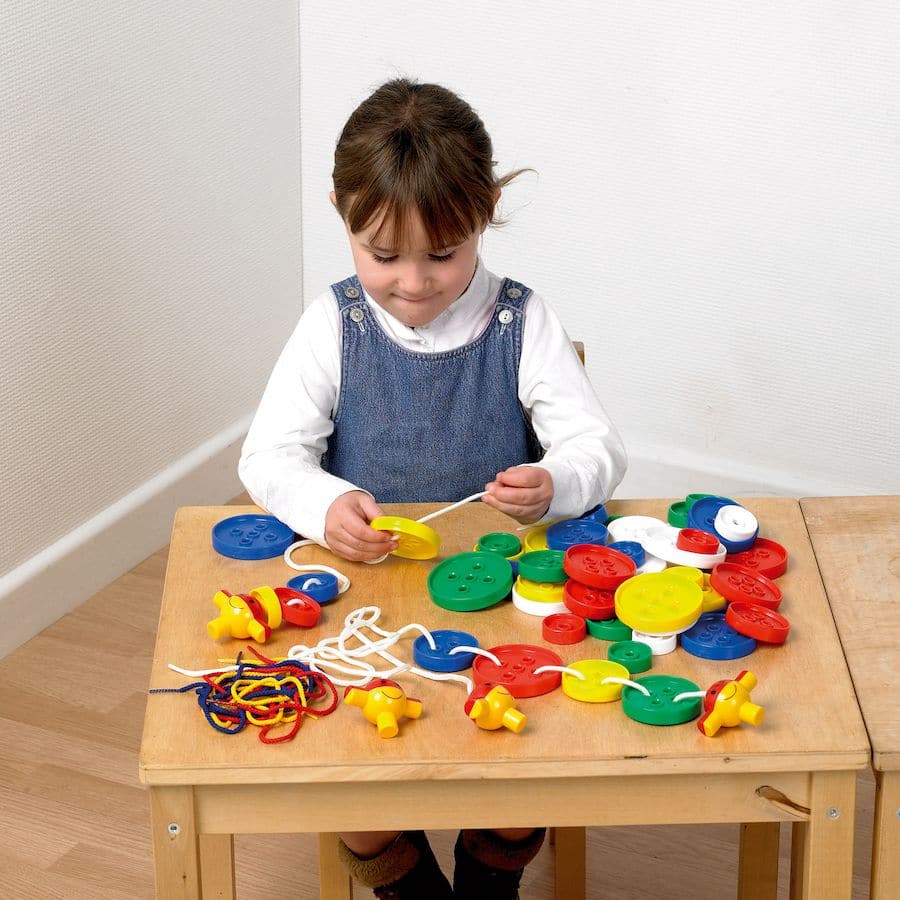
[212,514,295,560]
[515,576,566,604]
[562,659,630,702]
[606,515,668,546]
[370,515,441,560]
[413,629,478,672]
[681,612,757,660]
[523,525,549,552]
[542,613,587,645]
[286,572,339,605]
[676,528,721,555]
[517,549,567,584]
[476,532,522,558]
[726,538,789,579]
[726,602,790,644]
[607,640,652,674]
[608,540,646,568]
[564,580,616,620]
[687,496,756,553]
[710,563,783,610]
[428,552,513,611]
[273,587,321,627]
[546,518,608,551]
[578,503,609,525]
[621,674,703,726]
[642,525,727,569]
[667,501,689,529]
[585,617,632,641]
[564,545,636,589]
[249,585,283,628]
[615,572,703,634]
[700,574,727,612]
[472,644,563,698]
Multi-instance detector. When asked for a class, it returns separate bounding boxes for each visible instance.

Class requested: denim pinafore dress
[322,274,543,502]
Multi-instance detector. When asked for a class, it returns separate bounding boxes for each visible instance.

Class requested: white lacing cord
[601,676,650,696]
[534,664,586,681]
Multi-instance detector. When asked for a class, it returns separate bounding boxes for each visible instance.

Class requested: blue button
[579,503,609,525]
[681,612,757,660]
[211,514,295,560]
[546,518,608,551]
[687,497,757,552]
[608,540,646,568]
[413,629,479,672]
[286,572,339,605]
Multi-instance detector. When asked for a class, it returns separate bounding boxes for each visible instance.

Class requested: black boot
[337,831,453,899]
[453,828,546,900]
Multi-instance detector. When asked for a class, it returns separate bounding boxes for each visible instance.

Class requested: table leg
[789,771,856,899]
[737,822,780,899]
[871,771,899,900]
[149,785,201,899]
[318,832,353,900]
[199,834,235,899]
[552,827,586,900]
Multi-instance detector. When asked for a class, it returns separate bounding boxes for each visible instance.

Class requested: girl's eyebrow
[361,240,459,255]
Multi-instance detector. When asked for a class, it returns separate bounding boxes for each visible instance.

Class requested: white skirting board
[0,417,252,660]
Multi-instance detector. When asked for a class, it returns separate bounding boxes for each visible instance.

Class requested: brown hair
[332,78,525,250]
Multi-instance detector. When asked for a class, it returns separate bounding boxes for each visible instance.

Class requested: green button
[607,640,652,674]
[517,549,566,584]
[585,617,632,642]
[667,501,688,528]
[428,552,513,612]
[476,532,522,558]
[621,674,702,726]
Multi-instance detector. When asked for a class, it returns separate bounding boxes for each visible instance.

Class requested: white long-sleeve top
[239,259,627,545]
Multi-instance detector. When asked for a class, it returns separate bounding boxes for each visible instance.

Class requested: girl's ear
[329,190,338,208]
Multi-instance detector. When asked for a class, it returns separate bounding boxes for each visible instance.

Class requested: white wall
[299,1,900,498]
[0,3,301,656]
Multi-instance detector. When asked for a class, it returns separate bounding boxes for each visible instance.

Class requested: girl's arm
[515,291,628,520]
[238,294,370,546]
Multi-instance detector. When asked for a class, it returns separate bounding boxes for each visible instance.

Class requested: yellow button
[249,585,283,629]
[665,565,703,585]
[370,516,441,560]
[515,576,565,603]
[615,572,702,633]
[523,525,549,552]
[562,659,631,702]
[700,573,727,612]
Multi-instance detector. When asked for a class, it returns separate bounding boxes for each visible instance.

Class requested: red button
[710,563,783,610]
[725,602,790,643]
[542,613,587,645]
[725,538,788,579]
[676,528,720,554]
[564,579,616,620]
[563,544,636,589]
[472,644,563,698]
[275,587,322,627]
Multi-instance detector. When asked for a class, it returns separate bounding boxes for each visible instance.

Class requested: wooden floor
[0,505,876,899]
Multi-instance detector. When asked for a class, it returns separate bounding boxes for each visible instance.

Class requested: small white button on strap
[344,286,360,299]
[349,307,365,323]
[506,287,523,299]
[498,309,514,324]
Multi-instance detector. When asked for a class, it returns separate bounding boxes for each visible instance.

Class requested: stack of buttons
[614,570,703,655]
[512,550,569,616]
[562,544,636,641]
[475,531,523,575]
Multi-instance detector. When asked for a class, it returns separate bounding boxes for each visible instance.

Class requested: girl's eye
[429,251,456,263]
[371,253,397,264]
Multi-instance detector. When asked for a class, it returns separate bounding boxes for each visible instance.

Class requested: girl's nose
[397,262,429,296]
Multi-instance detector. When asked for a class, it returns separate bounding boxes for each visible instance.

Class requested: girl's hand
[325,491,398,561]
[482,465,553,523]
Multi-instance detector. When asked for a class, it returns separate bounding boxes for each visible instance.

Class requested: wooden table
[801,496,899,900]
[140,499,869,899]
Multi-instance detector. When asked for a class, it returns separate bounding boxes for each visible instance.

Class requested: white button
[349,308,364,323]
[714,505,758,542]
[344,286,360,299]
[506,287,523,299]
[631,630,678,655]
[498,309,514,324]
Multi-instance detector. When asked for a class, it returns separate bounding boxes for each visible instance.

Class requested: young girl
[240,78,626,899]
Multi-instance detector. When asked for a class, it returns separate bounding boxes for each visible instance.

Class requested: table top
[801,495,899,771]
[139,498,868,787]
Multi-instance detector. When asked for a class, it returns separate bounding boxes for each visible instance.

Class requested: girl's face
[342,207,480,328]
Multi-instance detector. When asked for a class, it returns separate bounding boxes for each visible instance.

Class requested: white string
[453,646,501,665]
[673,690,707,703]
[416,491,488,525]
[535,664,586,681]
[601,676,650,696]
